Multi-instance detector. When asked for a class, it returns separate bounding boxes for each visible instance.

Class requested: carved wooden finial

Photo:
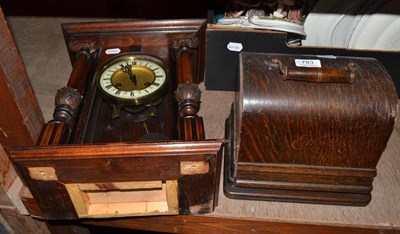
[53,86,81,122]
[175,82,201,117]
[170,35,199,49]
[68,40,97,53]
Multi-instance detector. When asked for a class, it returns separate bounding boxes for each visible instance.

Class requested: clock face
[96,54,167,106]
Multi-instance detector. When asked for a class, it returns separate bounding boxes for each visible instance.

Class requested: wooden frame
[8,19,224,220]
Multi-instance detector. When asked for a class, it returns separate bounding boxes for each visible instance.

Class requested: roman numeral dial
[97,54,167,106]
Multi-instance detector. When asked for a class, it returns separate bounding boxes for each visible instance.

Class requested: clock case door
[8,19,223,220]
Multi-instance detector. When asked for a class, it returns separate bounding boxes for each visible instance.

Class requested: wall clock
[97,54,167,106]
[8,19,223,220]
[96,53,168,121]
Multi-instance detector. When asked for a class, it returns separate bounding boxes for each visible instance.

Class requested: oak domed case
[224,52,398,206]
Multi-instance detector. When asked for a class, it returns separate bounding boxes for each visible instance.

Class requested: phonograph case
[224,52,398,206]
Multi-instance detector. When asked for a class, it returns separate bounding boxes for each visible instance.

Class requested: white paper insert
[295,59,321,68]
[105,48,121,55]
[227,42,243,52]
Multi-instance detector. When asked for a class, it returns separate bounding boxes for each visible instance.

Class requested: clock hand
[127,69,137,86]
[120,64,137,86]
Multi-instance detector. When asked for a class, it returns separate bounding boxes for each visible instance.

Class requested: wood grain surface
[221,53,398,206]
[201,83,400,230]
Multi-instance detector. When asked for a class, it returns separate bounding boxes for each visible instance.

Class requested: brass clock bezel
[95,53,168,107]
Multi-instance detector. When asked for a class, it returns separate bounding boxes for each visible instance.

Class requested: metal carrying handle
[271,59,356,84]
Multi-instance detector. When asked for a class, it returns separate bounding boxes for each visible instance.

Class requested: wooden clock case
[8,19,223,220]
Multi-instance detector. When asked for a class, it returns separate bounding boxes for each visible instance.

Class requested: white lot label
[227,42,243,52]
[295,59,321,68]
[105,48,121,55]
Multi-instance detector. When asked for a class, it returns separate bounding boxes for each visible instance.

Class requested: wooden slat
[0,7,44,148]
[65,184,89,217]
[0,7,50,234]
[166,180,178,212]
[0,145,17,195]
[77,181,163,191]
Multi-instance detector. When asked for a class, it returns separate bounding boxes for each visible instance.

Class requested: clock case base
[8,19,223,220]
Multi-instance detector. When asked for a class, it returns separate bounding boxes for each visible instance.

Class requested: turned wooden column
[171,36,205,140]
[37,50,93,146]
[171,35,203,116]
